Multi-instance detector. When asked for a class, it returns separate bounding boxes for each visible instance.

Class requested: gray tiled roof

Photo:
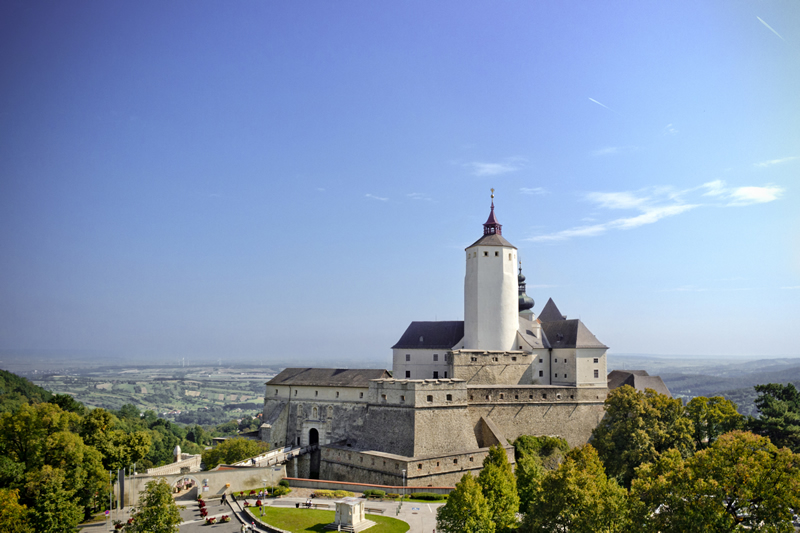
[392,321,465,349]
[466,233,517,249]
[267,368,391,387]
[517,316,547,349]
[607,370,672,398]
[538,298,567,322]
[541,319,608,349]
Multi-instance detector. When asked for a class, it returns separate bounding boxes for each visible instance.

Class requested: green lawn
[247,507,409,533]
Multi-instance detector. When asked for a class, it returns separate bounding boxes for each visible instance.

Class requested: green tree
[749,383,800,452]
[522,445,630,533]
[201,437,269,469]
[124,479,183,533]
[591,385,694,487]
[515,451,544,516]
[436,473,495,533]
[476,445,519,532]
[631,431,800,533]
[25,465,83,533]
[685,396,744,450]
[0,488,33,533]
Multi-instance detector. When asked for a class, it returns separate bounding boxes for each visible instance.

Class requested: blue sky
[1,1,798,365]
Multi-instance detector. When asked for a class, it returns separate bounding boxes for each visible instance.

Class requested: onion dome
[518,261,534,312]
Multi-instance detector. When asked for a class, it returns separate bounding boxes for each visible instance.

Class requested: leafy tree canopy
[0,488,33,533]
[591,385,694,487]
[631,430,800,533]
[748,383,800,452]
[522,444,630,533]
[124,479,183,533]
[685,396,744,450]
[436,473,495,533]
[515,451,544,516]
[477,445,519,532]
[0,369,52,413]
[201,437,268,470]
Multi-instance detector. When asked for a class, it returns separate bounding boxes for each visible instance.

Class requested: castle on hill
[260,194,615,487]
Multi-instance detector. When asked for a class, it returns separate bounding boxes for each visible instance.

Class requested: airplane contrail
[589,98,610,110]
[757,16,786,43]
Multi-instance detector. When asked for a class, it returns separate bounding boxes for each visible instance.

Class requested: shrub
[243,501,250,507]
[314,490,334,498]
[386,493,400,499]
[363,489,386,498]
[279,479,290,488]
[205,517,216,524]
[410,492,447,501]
[256,499,262,506]
[220,515,231,523]
[333,490,355,498]
[273,486,291,496]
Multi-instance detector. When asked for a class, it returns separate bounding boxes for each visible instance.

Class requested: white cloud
[528,179,785,242]
[664,123,678,135]
[520,187,546,195]
[586,191,650,210]
[702,180,783,206]
[589,97,610,110]
[727,185,783,206]
[365,193,388,202]
[756,156,797,167]
[407,192,433,201]
[467,161,521,176]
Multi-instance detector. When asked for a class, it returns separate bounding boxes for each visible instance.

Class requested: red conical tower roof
[483,189,502,236]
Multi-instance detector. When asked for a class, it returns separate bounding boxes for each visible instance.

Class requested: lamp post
[401,470,406,499]
[261,479,268,517]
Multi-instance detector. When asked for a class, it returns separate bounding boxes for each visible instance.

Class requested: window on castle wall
[542,394,547,399]
[359,392,363,398]
[336,391,339,398]
[315,391,318,397]
[555,373,558,378]
[436,462,440,467]
[494,251,499,257]
[529,395,533,399]
[405,370,411,378]
[594,370,599,378]
[294,390,297,396]
[275,389,278,395]
[515,395,519,400]
[470,457,474,462]
[426,395,433,402]
[539,370,543,377]
[512,356,517,361]
[418,464,422,470]
[539,359,543,363]
[594,358,599,363]
[484,252,488,257]
[454,459,458,464]
[433,354,438,361]
[401,395,405,402]
[406,354,410,361]
[381,394,387,401]
[433,371,439,379]
[444,372,448,378]
[446,394,452,401]
[554,358,558,363]
[500,393,504,399]
[508,253,512,260]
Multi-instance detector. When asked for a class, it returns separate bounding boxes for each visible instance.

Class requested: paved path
[263,496,441,533]
[79,496,437,532]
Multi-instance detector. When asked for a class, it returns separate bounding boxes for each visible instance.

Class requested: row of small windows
[470,393,574,401]
[467,251,514,260]
[404,370,449,379]
[418,456,475,470]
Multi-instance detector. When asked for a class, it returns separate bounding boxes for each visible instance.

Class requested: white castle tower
[463,191,519,351]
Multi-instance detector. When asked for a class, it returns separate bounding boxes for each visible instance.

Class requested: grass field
[247,507,410,533]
